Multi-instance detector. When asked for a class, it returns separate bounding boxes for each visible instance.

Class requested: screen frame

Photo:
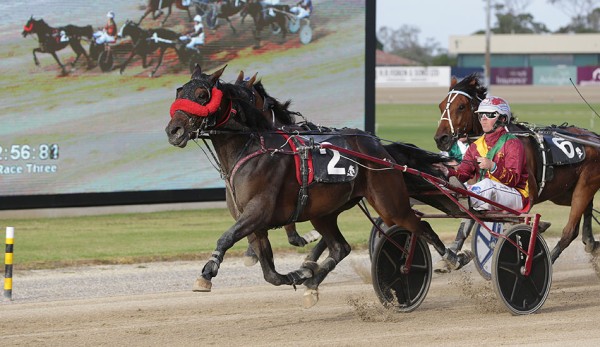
[1,2,376,210]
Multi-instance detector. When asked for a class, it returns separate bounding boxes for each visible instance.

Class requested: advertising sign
[491,67,532,85]
[577,66,600,85]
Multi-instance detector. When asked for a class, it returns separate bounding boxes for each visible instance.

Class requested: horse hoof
[302,230,321,244]
[585,241,600,254]
[192,277,212,292]
[243,255,258,267]
[303,289,319,308]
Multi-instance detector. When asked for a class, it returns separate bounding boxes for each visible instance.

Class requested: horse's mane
[453,73,488,101]
[218,82,279,131]
[252,80,297,125]
[33,18,51,32]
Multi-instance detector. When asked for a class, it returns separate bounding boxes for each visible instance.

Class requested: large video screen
[1,0,374,209]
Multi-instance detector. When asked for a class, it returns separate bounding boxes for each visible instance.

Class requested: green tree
[549,0,600,32]
[377,25,445,65]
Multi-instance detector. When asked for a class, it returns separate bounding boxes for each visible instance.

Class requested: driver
[290,0,312,19]
[93,11,117,45]
[180,15,205,50]
[437,96,530,211]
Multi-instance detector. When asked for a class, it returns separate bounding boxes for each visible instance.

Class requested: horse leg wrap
[443,249,473,270]
[449,219,474,252]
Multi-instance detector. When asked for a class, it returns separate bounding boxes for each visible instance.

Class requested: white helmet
[107,11,115,19]
[476,96,512,123]
[193,14,202,22]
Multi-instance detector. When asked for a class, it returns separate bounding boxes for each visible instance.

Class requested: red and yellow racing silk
[449,127,529,202]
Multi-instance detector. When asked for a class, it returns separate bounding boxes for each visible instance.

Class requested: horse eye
[458,104,465,111]
[194,88,209,102]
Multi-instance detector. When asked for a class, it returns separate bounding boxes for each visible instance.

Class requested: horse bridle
[438,89,481,141]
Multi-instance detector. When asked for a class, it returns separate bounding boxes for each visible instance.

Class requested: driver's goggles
[477,112,499,120]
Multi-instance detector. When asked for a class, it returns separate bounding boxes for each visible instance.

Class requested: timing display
[0,144,60,175]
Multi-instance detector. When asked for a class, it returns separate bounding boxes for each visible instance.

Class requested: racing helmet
[107,11,115,19]
[193,14,202,22]
[475,96,512,123]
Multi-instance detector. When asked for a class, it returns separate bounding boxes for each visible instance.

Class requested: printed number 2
[551,138,575,158]
[322,142,346,175]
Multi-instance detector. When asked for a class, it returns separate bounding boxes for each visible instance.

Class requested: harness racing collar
[169,87,224,118]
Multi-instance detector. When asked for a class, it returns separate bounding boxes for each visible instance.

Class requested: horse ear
[450,76,458,89]
[245,72,258,88]
[209,65,227,85]
[235,70,244,84]
[191,64,202,79]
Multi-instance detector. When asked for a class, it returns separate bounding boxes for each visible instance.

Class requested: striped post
[4,226,14,300]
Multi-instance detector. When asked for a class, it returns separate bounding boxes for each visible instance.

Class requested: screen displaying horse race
[0,0,373,209]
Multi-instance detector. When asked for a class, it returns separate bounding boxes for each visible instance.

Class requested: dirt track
[2,241,600,346]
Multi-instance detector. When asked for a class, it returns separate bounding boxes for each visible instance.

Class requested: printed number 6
[552,138,575,158]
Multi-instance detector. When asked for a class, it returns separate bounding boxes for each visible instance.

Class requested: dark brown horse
[233,70,322,263]
[434,74,600,263]
[22,16,94,75]
[195,0,247,33]
[118,20,183,77]
[242,0,289,48]
[139,0,193,26]
[165,65,455,307]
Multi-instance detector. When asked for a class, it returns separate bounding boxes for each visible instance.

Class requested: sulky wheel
[371,226,432,312]
[288,16,301,33]
[368,217,389,259]
[98,50,114,72]
[89,42,102,61]
[471,221,503,281]
[299,25,312,44]
[271,23,282,35]
[491,224,552,315]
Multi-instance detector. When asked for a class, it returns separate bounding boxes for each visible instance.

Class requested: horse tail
[63,24,94,39]
[384,142,449,178]
[83,25,94,39]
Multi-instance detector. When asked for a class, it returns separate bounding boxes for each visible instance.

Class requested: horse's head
[166,65,229,148]
[22,16,37,37]
[118,20,140,39]
[434,73,487,151]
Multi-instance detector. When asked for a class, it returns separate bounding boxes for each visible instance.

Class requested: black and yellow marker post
[4,226,14,301]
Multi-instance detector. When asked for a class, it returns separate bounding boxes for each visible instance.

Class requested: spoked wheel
[98,50,114,72]
[491,224,552,315]
[89,42,102,61]
[271,23,282,35]
[471,221,503,281]
[288,17,301,33]
[368,217,389,259]
[299,25,312,44]
[371,226,432,312]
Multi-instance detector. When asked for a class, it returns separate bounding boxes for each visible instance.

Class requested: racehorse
[242,0,289,48]
[22,16,94,75]
[139,0,193,26]
[434,73,600,263]
[194,0,247,33]
[232,70,323,263]
[165,65,457,307]
[118,20,184,77]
